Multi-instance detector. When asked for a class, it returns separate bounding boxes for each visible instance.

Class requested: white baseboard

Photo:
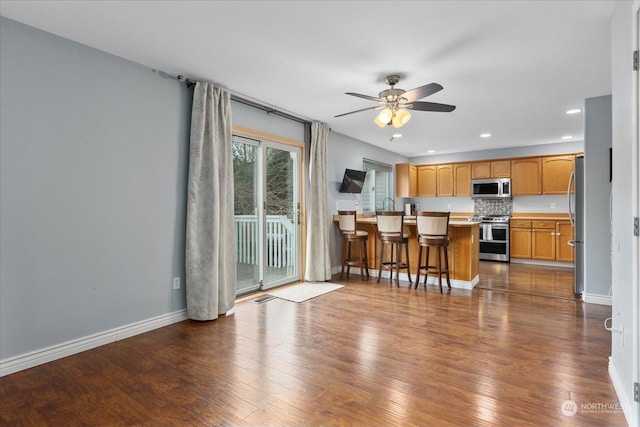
[0,309,188,377]
[583,293,613,306]
[509,258,574,268]
[608,356,636,426]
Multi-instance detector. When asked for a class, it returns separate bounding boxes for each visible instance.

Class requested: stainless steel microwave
[471,178,511,198]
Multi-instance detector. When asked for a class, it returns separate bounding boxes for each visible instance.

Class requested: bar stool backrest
[337,210,357,233]
[416,211,450,237]
[376,211,404,235]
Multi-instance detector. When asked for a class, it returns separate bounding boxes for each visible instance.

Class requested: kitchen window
[362,158,392,213]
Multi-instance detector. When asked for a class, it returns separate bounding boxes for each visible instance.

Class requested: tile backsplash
[474,198,513,217]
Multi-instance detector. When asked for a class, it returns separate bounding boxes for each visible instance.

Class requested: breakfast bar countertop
[340,214,480,227]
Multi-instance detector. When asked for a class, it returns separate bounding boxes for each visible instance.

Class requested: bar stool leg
[395,242,401,286]
[377,241,384,283]
[389,243,396,283]
[340,238,345,279]
[358,239,364,279]
[444,246,451,288]
[405,240,412,285]
[424,246,431,284]
[361,239,370,279]
[415,245,423,288]
[347,241,353,277]
[437,247,443,293]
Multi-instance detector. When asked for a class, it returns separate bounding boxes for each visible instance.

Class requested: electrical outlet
[447,203,452,210]
[551,203,556,209]
[172,277,180,290]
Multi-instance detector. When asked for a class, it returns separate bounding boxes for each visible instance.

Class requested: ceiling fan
[335,74,456,128]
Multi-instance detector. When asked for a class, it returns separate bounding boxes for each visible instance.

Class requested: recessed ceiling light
[480,133,491,138]
[561,135,573,140]
[392,134,402,138]
[427,150,435,153]
[566,109,581,115]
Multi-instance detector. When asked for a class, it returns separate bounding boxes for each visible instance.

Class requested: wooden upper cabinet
[409,164,417,196]
[471,162,491,179]
[542,155,575,194]
[491,160,511,178]
[454,163,471,196]
[437,164,454,196]
[511,157,542,195]
[395,163,417,198]
[417,165,437,197]
[471,160,511,179]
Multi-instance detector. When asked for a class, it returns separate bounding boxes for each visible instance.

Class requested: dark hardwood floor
[476,260,577,299]
[0,264,626,426]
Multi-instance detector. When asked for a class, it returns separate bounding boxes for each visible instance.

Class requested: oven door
[479,223,510,261]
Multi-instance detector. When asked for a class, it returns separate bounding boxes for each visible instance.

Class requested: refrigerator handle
[567,170,575,229]
[566,170,576,247]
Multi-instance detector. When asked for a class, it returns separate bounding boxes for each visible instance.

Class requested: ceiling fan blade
[334,105,382,118]
[401,83,443,102]
[345,92,381,102]
[410,101,456,112]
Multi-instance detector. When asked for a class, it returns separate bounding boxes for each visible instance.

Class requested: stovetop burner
[469,215,511,223]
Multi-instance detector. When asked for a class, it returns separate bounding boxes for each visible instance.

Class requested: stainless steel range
[470,215,510,262]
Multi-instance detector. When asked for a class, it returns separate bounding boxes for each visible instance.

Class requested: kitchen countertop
[334,215,480,227]
[510,213,572,221]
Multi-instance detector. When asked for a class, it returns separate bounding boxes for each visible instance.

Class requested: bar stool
[376,211,412,286]
[415,211,451,293]
[337,210,370,280]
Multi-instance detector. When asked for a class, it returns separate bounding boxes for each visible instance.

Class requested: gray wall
[583,95,612,298]
[610,1,636,422]
[0,18,192,360]
[0,18,310,362]
[410,141,584,165]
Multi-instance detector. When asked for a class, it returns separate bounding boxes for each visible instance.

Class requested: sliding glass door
[233,135,301,295]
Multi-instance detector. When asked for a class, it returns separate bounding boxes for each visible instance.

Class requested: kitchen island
[334,215,480,289]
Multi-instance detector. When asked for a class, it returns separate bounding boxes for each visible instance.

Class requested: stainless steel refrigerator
[568,155,584,296]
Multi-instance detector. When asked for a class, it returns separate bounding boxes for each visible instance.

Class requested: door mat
[267,282,344,303]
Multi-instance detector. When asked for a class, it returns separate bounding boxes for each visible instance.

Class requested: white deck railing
[234,215,295,268]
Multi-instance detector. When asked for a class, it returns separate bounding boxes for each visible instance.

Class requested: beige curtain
[185,82,236,320]
[305,122,332,281]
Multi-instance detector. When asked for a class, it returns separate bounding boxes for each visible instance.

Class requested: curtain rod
[176,75,311,126]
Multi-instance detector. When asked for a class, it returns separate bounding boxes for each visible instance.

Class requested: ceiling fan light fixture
[392,109,411,128]
[375,108,393,127]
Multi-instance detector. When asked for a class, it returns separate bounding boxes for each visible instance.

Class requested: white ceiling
[0,0,614,157]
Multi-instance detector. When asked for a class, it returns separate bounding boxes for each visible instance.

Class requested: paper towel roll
[405,204,411,215]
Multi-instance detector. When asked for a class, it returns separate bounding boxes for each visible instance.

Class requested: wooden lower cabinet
[555,221,575,262]
[510,225,532,258]
[531,221,556,260]
[510,219,574,262]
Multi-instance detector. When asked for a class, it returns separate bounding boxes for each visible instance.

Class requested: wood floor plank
[0,263,627,426]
